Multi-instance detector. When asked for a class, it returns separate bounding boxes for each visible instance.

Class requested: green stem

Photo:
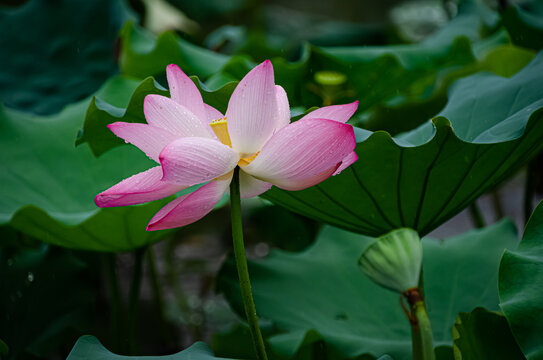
[405,286,434,360]
[128,246,146,355]
[468,201,485,228]
[230,167,268,360]
[412,301,435,360]
[104,254,122,352]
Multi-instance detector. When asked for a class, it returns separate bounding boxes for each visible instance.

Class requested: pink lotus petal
[95,166,185,207]
[203,104,224,139]
[300,101,359,123]
[333,151,358,175]
[243,118,356,191]
[108,122,178,162]
[275,85,290,130]
[226,60,278,156]
[146,176,231,231]
[144,94,211,138]
[239,170,272,198]
[204,104,224,124]
[166,64,207,123]
[160,137,239,186]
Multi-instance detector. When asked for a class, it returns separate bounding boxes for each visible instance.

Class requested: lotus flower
[95,60,358,231]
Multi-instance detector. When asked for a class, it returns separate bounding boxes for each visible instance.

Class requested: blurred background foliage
[1,0,543,359]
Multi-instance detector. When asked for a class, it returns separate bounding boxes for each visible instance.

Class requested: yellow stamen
[209,117,259,166]
[238,151,259,167]
[209,117,232,147]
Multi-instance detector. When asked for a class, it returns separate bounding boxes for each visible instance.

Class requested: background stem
[468,201,485,228]
[147,245,172,345]
[524,162,535,224]
[128,246,146,355]
[104,254,122,352]
[230,167,268,360]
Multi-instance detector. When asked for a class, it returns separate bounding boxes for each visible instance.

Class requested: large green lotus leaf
[452,308,524,360]
[75,77,169,157]
[211,322,392,360]
[164,0,250,24]
[262,52,543,237]
[502,1,543,51]
[0,245,94,359]
[118,20,309,107]
[0,0,132,115]
[0,76,176,252]
[360,39,535,134]
[499,200,543,360]
[67,335,232,360]
[116,5,495,123]
[76,76,237,157]
[119,21,230,79]
[218,220,518,359]
[76,35,530,160]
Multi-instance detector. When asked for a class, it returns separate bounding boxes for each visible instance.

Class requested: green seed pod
[314,71,347,86]
[358,228,422,293]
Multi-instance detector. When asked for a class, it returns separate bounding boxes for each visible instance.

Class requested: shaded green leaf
[499,200,543,360]
[119,21,229,79]
[0,0,133,115]
[218,220,518,359]
[76,77,169,157]
[117,6,506,133]
[502,2,543,51]
[0,339,7,357]
[0,245,94,359]
[76,76,237,157]
[452,308,525,360]
[0,77,174,251]
[262,52,543,237]
[67,335,232,359]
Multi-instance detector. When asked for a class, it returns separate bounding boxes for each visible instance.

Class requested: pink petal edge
[242,118,356,191]
[333,151,358,176]
[239,170,272,198]
[275,85,290,130]
[146,176,231,231]
[144,94,211,139]
[159,137,239,186]
[166,64,207,123]
[108,122,178,162]
[301,101,359,123]
[226,60,278,156]
[95,166,185,207]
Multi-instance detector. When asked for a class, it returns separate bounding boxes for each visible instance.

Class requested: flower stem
[412,301,435,360]
[405,288,435,360]
[230,167,268,360]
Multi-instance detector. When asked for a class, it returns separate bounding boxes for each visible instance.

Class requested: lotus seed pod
[358,228,422,294]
